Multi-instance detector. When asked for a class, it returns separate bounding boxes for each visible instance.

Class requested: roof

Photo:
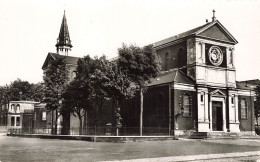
[108,56,119,62]
[56,11,72,48]
[148,70,194,86]
[42,53,80,69]
[49,53,79,65]
[154,20,238,48]
[35,103,46,108]
[9,101,40,104]
[236,79,260,90]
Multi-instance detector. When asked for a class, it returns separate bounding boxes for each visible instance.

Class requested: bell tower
[56,11,73,56]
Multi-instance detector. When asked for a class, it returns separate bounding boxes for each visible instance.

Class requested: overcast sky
[0,0,260,86]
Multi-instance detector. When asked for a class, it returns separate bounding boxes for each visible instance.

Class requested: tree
[0,79,44,102]
[102,61,136,136]
[62,79,91,135]
[62,55,96,135]
[255,83,260,125]
[118,44,160,136]
[43,57,68,135]
[89,56,110,128]
[31,82,45,102]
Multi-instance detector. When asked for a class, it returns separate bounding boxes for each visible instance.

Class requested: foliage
[65,54,136,133]
[43,57,68,111]
[118,43,160,89]
[61,55,95,134]
[43,57,68,135]
[90,56,110,105]
[117,43,160,135]
[255,83,260,120]
[0,78,44,102]
[100,61,136,129]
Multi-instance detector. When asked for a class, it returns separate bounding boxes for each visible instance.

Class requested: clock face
[208,46,223,66]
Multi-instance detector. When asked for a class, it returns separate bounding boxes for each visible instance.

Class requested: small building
[33,103,53,134]
[7,101,39,133]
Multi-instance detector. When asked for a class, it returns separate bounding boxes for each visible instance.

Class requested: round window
[208,46,223,66]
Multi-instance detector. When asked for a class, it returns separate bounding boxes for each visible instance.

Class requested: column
[197,88,210,132]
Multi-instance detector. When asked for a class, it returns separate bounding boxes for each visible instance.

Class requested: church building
[135,11,256,136]
[41,11,256,137]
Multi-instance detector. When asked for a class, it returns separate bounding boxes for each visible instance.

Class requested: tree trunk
[140,89,143,136]
[61,110,70,135]
[98,102,103,128]
[55,109,58,135]
[116,128,119,136]
[96,104,99,128]
[83,109,87,134]
[51,110,54,135]
[79,115,82,135]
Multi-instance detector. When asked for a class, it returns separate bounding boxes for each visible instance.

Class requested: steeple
[56,11,72,56]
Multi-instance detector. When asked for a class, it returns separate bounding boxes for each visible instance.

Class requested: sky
[0,0,260,86]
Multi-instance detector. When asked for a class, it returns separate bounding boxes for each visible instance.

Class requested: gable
[42,54,54,70]
[42,53,80,70]
[198,24,236,43]
[210,89,226,96]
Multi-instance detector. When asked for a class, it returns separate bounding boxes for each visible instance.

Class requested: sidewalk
[7,132,260,142]
[101,151,260,162]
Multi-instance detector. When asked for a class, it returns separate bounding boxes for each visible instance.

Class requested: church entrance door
[212,101,223,131]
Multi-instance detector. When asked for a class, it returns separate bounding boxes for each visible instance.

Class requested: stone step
[189,132,257,139]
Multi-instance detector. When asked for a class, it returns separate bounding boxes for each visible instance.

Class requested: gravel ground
[1,136,260,162]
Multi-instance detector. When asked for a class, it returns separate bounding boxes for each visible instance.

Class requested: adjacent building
[6,101,39,133]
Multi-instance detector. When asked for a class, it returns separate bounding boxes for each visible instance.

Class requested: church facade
[41,12,256,136]
[136,14,255,136]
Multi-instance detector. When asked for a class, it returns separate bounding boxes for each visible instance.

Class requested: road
[0,136,260,161]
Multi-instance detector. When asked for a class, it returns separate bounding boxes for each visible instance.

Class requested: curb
[100,151,260,162]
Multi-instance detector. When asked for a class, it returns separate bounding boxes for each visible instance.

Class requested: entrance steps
[189,132,257,139]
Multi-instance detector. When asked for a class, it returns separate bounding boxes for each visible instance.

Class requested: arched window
[11,104,15,112]
[183,94,192,117]
[16,104,20,113]
[241,98,248,119]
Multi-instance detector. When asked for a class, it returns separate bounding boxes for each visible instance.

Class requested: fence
[9,126,170,136]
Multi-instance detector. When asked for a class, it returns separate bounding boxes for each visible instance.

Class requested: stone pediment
[196,21,238,44]
[210,89,226,96]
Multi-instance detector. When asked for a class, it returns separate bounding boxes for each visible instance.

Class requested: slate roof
[49,53,79,65]
[236,79,260,90]
[148,70,194,86]
[154,23,210,48]
[35,103,47,109]
[56,11,72,48]
[42,52,79,69]
[153,20,238,48]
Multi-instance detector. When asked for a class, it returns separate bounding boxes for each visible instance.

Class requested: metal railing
[8,126,170,136]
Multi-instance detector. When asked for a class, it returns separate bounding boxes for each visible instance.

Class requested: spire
[212,9,216,22]
[56,11,72,56]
